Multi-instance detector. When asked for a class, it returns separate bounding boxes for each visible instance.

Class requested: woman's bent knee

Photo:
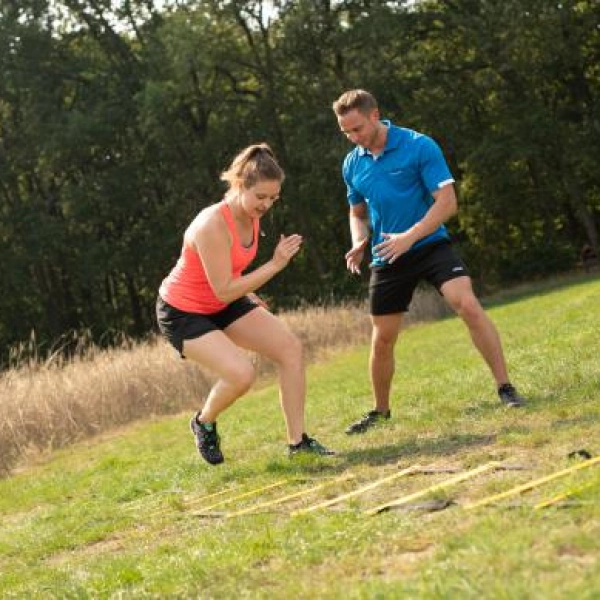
[227,360,256,393]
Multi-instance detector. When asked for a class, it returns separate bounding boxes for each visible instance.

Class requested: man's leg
[440,276,511,385]
[345,312,403,434]
[425,244,524,407]
[370,313,404,412]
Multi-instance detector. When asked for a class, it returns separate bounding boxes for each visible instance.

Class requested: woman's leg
[224,307,305,444]
[183,331,256,422]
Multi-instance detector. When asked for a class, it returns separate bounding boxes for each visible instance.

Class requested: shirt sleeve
[419,136,455,193]
[342,154,365,206]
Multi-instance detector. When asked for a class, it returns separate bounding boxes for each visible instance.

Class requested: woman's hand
[272,234,303,270]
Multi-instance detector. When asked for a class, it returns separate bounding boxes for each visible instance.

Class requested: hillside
[1,276,599,599]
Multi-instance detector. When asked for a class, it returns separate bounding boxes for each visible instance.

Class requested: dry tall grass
[0,291,449,476]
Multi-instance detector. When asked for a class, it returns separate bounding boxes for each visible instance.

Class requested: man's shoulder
[342,146,362,171]
[344,145,363,160]
[393,126,441,162]
[394,125,432,145]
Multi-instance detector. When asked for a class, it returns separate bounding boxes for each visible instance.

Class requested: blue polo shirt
[342,121,455,266]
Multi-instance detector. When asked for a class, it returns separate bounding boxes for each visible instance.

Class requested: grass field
[1,276,599,599]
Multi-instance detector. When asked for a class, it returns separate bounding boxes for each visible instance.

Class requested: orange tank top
[159,201,259,314]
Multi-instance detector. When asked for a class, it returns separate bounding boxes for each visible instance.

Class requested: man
[332,89,525,435]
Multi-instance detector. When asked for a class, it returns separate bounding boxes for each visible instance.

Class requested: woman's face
[240,179,281,219]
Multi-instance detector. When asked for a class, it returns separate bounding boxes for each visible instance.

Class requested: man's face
[337,108,380,150]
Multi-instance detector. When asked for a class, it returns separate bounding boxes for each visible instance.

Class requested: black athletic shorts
[156,295,258,357]
[369,240,469,315]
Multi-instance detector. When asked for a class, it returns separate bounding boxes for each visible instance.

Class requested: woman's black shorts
[369,241,469,315]
[156,295,258,357]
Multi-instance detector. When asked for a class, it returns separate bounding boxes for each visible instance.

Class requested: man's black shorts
[369,241,469,315]
[156,295,258,357]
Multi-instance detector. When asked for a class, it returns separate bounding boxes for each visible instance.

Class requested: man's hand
[345,237,369,274]
[373,232,414,263]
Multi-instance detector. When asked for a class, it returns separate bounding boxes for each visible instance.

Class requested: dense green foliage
[1,0,599,364]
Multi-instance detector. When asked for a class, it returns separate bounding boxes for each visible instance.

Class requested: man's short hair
[332,90,378,116]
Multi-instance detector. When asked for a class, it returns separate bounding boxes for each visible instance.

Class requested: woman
[156,143,334,465]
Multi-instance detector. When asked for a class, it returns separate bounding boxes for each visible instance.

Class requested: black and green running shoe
[288,433,335,457]
[190,416,224,465]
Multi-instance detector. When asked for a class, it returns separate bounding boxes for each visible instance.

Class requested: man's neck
[368,122,388,156]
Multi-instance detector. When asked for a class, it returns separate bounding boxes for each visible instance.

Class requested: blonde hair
[220,143,285,189]
[332,89,378,117]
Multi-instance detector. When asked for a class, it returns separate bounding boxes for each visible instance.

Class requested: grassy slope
[1,277,599,599]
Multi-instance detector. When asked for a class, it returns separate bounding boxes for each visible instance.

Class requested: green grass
[1,276,599,599]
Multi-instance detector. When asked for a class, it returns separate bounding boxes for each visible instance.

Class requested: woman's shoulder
[185,202,228,243]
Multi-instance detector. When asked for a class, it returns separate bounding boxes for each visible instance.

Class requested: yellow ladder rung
[366,461,500,515]
[292,465,422,516]
[465,456,600,510]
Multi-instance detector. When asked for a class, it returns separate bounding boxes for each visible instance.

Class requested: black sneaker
[288,433,335,457]
[345,409,391,435]
[498,383,526,408]
[190,416,224,465]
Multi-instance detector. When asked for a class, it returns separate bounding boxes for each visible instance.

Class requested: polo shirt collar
[357,120,400,156]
